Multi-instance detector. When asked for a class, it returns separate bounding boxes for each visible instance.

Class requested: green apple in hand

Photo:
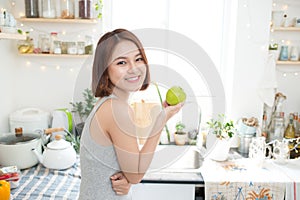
[166,86,186,106]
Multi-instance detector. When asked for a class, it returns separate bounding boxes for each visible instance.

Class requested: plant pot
[174,132,187,145]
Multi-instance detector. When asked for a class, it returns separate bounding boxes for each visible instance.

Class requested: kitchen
[0,0,300,199]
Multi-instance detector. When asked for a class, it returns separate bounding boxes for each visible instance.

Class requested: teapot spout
[32,148,43,164]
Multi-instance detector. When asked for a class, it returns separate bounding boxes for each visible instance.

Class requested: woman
[79,29,183,199]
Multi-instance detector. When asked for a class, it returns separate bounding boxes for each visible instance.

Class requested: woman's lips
[125,76,140,82]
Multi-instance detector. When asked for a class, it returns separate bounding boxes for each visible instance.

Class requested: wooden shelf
[0,33,26,40]
[272,27,300,31]
[18,53,92,58]
[17,17,98,24]
[276,61,300,65]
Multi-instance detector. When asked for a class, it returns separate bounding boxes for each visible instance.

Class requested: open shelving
[17,18,98,24]
[0,32,26,40]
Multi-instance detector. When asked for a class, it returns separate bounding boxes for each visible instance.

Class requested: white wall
[229,0,273,120]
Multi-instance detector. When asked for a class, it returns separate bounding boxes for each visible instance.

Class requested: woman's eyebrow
[113,53,141,62]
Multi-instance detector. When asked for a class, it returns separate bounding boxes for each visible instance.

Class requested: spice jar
[61,0,75,19]
[67,42,77,54]
[40,34,50,54]
[42,0,56,18]
[79,0,93,19]
[53,41,62,54]
[77,41,85,55]
[25,0,39,18]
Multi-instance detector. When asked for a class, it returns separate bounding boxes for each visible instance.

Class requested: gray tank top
[78,95,132,200]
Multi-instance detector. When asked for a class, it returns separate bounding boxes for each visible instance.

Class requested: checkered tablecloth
[10,159,81,200]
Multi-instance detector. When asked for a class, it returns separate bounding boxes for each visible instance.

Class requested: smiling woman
[78,28,183,199]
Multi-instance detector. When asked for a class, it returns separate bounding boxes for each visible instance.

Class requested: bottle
[295,113,300,137]
[284,113,295,139]
[61,0,75,19]
[270,112,285,141]
[279,45,289,61]
[79,0,93,19]
[25,0,39,18]
[50,32,58,54]
[261,111,268,139]
[42,0,56,18]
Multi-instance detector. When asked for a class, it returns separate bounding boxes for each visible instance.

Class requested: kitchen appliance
[9,108,50,134]
[51,108,73,140]
[0,128,47,169]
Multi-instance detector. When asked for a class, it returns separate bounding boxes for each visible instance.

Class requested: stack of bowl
[237,119,257,155]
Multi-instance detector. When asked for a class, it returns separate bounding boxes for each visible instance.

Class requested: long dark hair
[92,28,150,97]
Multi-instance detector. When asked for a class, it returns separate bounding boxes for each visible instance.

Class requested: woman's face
[108,40,147,93]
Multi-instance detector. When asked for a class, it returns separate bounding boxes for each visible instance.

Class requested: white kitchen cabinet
[132,183,195,200]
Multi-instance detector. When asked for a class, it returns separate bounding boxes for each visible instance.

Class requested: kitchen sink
[148,145,202,173]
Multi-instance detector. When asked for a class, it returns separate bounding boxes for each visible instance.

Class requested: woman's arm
[98,99,182,184]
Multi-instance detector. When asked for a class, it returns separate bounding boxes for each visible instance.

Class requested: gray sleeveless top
[78,95,132,200]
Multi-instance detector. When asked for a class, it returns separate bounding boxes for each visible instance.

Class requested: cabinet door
[132,183,195,200]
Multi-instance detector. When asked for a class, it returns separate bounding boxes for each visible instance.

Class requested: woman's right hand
[163,101,184,121]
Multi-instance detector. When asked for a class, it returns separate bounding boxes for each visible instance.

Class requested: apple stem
[153,82,171,143]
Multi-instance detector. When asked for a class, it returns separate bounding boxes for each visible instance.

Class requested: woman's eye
[117,61,126,65]
[136,57,144,62]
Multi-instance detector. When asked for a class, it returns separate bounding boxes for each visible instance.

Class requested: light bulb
[283,73,287,77]
[294,72,298,76]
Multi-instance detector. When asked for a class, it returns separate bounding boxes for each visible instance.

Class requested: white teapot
[32,134,77,170]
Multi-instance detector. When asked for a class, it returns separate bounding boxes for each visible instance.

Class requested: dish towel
[257,52,278,107]
[200,158,286,200]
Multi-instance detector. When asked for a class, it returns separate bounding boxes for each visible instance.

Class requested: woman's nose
[128,61,138,72]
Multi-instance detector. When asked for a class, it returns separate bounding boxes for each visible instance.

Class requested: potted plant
[205,114,235,161]
[70,88,98,137]
[174,122,187,145]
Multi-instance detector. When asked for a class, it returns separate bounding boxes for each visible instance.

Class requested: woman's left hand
[110,172,131,195]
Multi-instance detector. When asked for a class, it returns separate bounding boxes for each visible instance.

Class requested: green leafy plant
[175,122,186,135]
[207,114,235,139]
[153,82,171,143]
[269,43,278,50]
[65,130,81,154]
[70,88,98,123]
[95,0,103,19]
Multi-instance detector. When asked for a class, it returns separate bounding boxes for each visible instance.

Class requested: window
[103,0,230,136]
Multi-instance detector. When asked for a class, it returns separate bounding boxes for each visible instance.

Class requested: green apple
[166,86,186,106]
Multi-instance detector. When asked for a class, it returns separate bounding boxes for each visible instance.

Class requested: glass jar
[42,0,56,18]
[79,0,93,19]
[67,42,77,54]
[53,41,62,54]
[25,0,39,18]
[85,35,93,54]
[61,0,75,19]
[39,34,50,54]
[77,41,85,55]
